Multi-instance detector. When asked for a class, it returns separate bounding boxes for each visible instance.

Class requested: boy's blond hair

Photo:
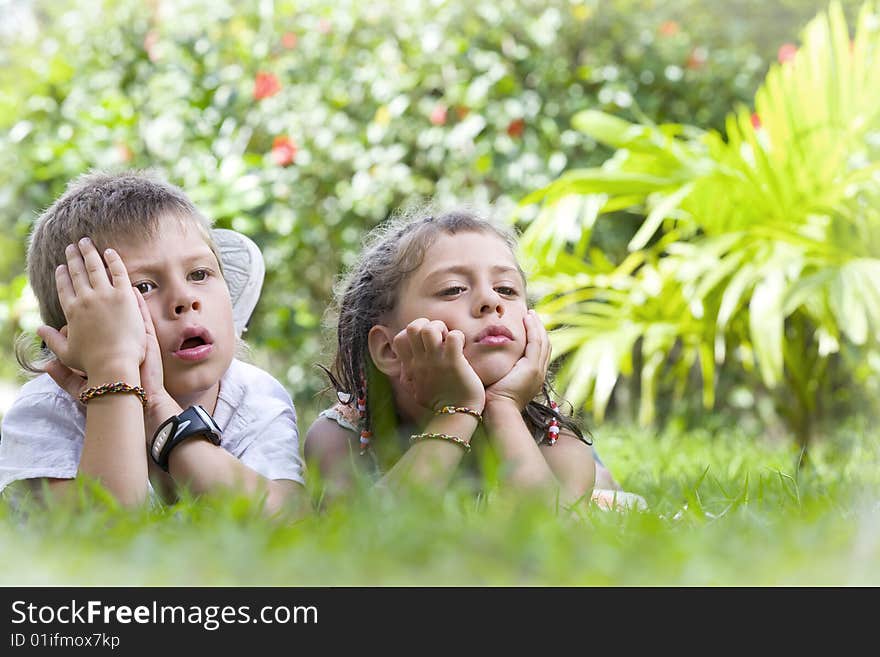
[27,169,221,331]
[19,169,223,372]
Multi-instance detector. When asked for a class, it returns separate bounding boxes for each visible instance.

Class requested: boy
[0,170,305,515]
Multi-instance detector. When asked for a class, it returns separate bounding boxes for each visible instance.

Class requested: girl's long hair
[322,203,590,447]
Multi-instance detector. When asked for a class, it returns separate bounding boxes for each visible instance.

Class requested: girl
[305,206,643,510]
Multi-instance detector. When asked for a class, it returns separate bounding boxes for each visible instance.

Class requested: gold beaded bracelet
[79,381,148,408]
[410,432,471,454]
[434,405,483,423]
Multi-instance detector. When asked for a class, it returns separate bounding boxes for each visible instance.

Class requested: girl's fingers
[532,310,552,371]
[445,329,466,355]
[393,328,415,365]
[421,320,447,355]
[104,247,132,289]
[78,237,111,289]
[405,318,429,357]
[522,311,542,364]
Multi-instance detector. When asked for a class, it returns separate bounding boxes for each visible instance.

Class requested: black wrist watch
[150,405,222,472]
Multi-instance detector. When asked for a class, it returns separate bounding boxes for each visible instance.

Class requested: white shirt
[0,358,304,495]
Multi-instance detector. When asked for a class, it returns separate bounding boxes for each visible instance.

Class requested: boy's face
[114,216,235,403]
[390,230,529,386]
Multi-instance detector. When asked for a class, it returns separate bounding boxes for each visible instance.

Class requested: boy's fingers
[103,248,132,289]
[78,237,111,289]
[64,243,90,295]
[44,358,85,398]
[36,325,67,363]
[54,264,75,315]
[134,288,155,335]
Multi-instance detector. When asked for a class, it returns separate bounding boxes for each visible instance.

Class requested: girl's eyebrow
[426,264,520,278]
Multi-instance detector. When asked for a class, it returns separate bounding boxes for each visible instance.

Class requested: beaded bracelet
[79,381,148,408]
[410,432,471,454]
[434,405,483,423]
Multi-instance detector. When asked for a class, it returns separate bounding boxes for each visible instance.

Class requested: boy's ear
[368,325,401,378]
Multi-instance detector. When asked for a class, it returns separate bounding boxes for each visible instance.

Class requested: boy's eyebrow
[124,251,217,276]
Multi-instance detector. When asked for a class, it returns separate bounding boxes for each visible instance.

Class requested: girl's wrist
[483,393,526,414]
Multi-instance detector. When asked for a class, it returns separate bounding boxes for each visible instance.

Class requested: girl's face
[389,230,528,386]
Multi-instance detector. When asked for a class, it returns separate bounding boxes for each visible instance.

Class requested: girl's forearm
[482,398,559,495]
[380,412,479,491]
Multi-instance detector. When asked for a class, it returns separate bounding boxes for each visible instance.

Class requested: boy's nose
[174,298,201,315]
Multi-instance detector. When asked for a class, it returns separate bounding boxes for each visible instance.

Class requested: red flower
[506,118,525,138]
[750,113,761,129]
[430,104,447,126]
[271,136,297,166]
[659,20,679,37]
[254,72,281,100]
[777,43,797,64]
[282,32,298,49]
[686,46,707,70]
[143,30,160,62]
[116,143,133,163]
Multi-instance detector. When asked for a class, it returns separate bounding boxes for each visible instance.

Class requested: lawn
[1,416,876,587]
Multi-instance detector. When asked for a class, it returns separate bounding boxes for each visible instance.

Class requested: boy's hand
[485,310,551,411]
[393,318,486,414]
[133,288,181,446]
[37,239,145,378]
[43,326,88,400]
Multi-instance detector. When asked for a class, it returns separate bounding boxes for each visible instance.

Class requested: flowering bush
[0,0,858,405]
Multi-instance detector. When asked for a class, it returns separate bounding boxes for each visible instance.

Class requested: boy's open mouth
[174,326,215,361]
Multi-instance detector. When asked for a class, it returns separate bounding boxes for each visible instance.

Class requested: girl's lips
[476,335,513,346]
[173,343,214,361]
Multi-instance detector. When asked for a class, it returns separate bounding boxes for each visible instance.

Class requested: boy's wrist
[86,361,141,388]
[144,394,183,438]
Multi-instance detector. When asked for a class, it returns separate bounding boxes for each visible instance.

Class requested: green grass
[2,417,878,586]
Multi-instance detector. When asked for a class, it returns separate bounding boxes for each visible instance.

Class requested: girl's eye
[133,281,155,295]
[190,269,210,282]
[496,286,518,296]
[440,286,467,296]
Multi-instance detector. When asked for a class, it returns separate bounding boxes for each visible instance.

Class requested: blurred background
[1,0,876,453]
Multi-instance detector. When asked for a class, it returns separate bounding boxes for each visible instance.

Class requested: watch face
[152,420,176,459]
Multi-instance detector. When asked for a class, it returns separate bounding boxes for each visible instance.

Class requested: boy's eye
[439,286,467,296]
[496,286,518,296]
[190,269,210,282]
[133,281,155,295]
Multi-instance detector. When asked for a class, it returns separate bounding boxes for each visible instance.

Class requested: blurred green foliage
[520,1,880,446]
[0,0,863,414]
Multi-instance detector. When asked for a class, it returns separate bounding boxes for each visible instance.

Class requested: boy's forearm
[78,363,149,506]
[165,439,306,517]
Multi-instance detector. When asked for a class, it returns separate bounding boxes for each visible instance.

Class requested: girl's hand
[37,239,145,378]
[485,310,551,411]
[393,318,486,414]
